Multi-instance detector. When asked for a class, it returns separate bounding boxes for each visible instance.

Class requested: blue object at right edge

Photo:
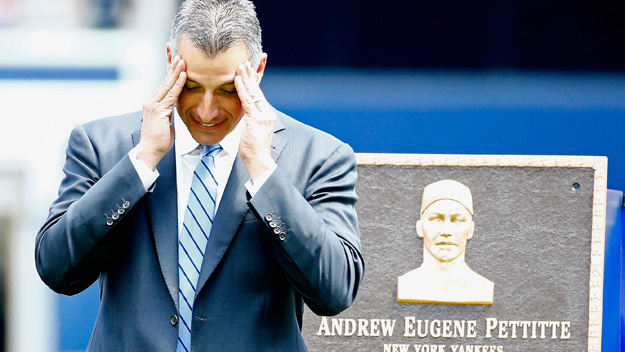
[602,189,622,351]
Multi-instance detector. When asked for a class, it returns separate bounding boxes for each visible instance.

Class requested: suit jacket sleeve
[35,121,147,295]
[248,141,364,316]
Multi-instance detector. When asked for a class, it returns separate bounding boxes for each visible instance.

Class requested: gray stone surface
[303,164,595,352]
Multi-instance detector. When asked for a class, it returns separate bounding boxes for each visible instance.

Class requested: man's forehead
[186,76,234,86]
[180,39,249,86]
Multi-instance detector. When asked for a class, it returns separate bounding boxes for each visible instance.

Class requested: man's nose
[440,219,453,236]
[197,93,219,120]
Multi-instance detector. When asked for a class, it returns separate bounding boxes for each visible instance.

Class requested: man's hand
[136,56,187,170]
[235,61,277,182]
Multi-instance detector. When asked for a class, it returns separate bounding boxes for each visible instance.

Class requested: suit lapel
[133,129,180,308]
[195,114,287,293]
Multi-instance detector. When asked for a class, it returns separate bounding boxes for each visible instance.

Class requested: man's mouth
[193,117,224,129]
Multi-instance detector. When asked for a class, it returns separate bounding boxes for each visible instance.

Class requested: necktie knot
[203,144,222,158]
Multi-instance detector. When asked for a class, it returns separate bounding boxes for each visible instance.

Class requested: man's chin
[434,249,460,262]
[189,129,225,146]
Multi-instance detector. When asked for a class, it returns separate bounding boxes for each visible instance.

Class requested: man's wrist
[245,155,276,183]
[129,147,160,192]
[245,162,277,197]
[135,143,165,171]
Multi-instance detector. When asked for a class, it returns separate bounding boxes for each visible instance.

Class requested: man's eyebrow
[184,78,236,87]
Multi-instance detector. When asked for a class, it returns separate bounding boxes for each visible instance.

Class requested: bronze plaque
[302,154,607,352]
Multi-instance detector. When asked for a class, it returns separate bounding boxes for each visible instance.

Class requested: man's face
[417,199,475,263]
[171,38,264,146]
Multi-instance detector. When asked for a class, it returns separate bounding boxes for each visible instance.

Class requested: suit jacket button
[278,232,286,241]
[269,220,277,228]
[170,315,179,326]
[265,214,273,221]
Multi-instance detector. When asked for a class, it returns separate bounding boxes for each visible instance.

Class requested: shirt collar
[173,108,244,157]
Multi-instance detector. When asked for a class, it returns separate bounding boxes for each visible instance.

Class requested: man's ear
[416,220,424,239]
[255,53,268,83]
[166,42,173,66]
[467,221,475,241]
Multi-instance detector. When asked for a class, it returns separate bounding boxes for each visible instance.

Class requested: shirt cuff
[128,147,159,192]
[245,164,277,197]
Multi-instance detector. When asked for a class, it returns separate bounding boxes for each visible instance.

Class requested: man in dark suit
[35,0,364,351]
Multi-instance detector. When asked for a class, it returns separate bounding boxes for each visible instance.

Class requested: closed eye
[428,215,443,222]
[184,84,201,91]
[219,84,237,95]
[220,88,237,95]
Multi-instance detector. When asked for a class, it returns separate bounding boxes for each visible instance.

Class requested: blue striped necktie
[177,144,222,352]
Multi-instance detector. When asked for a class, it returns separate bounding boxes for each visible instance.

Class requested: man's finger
[236,62,271,114]
[152,56,178,100]
[241,62,265,102]
[163,70,187,106]
[235,74,258,114]
[154,57,186,102]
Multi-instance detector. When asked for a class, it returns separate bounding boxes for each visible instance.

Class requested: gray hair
[169,0,263,68]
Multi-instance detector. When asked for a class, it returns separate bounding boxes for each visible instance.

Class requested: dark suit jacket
[35,110,364,351]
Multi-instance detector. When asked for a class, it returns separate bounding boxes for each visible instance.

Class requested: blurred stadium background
[0,0,623,351]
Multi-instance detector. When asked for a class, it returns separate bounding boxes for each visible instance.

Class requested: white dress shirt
[129,110,275,238]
